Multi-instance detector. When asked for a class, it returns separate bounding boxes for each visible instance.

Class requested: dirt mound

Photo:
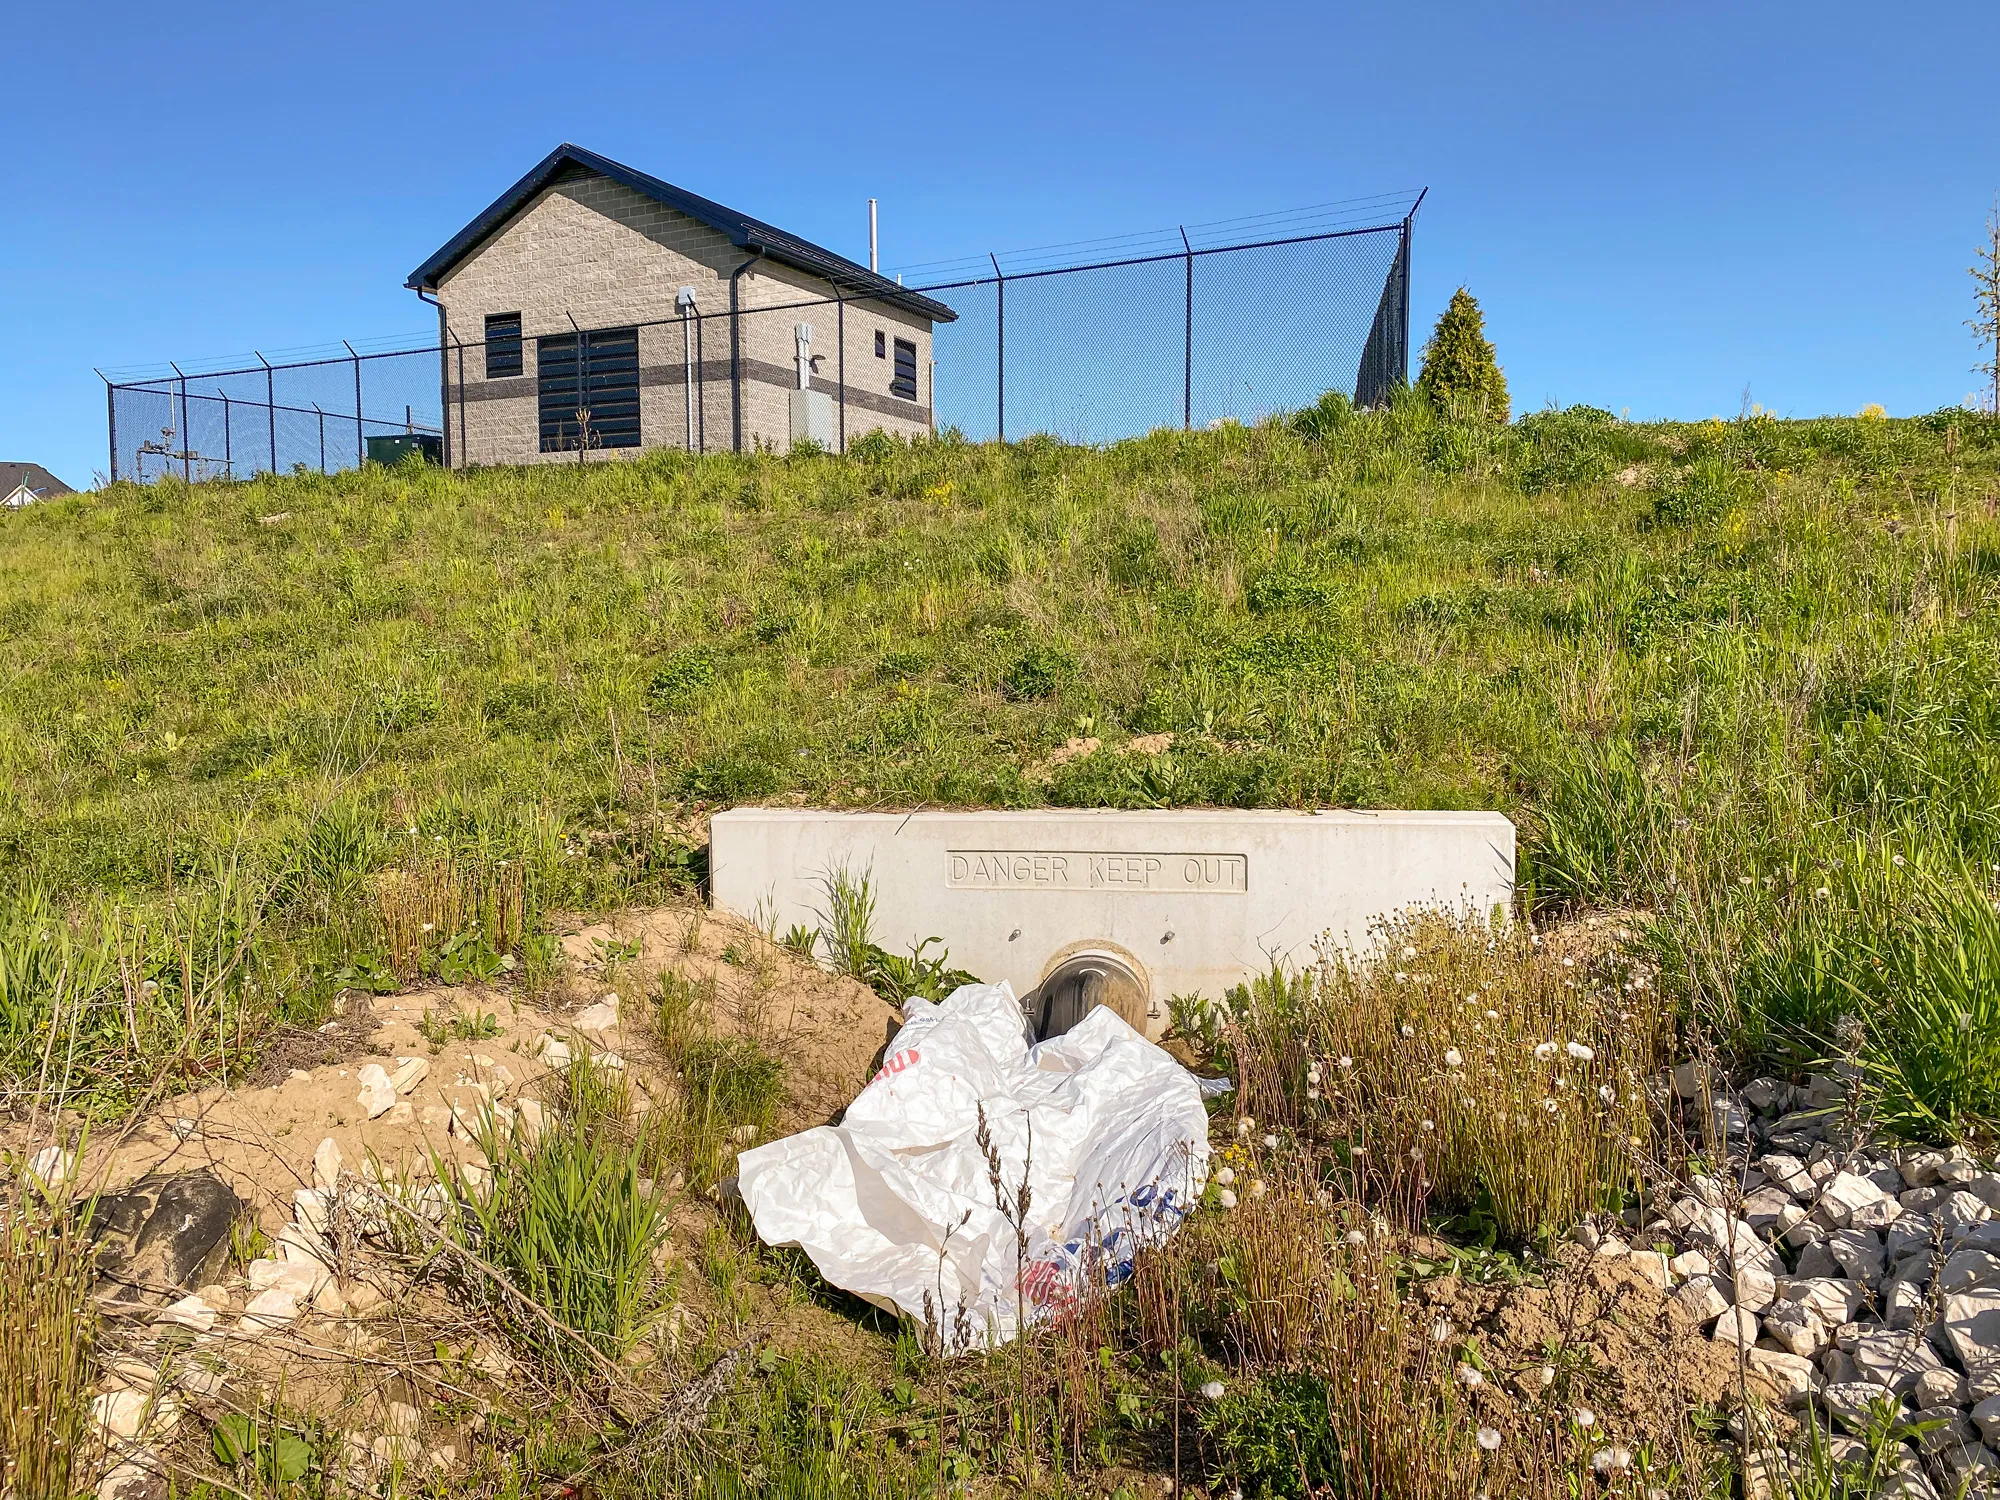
[1417,1247,1779,1435]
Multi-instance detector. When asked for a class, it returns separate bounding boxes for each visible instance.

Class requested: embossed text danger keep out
[945,851,1248,893]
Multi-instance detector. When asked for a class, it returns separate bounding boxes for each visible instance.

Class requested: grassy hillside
[5,400,2000,1121]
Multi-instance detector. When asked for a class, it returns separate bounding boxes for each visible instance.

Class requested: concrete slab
[709,808,1514,1036]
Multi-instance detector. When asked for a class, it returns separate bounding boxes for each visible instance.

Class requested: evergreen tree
[1417,287,1509,420]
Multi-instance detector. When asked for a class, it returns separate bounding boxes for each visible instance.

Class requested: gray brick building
[406,144,955,465]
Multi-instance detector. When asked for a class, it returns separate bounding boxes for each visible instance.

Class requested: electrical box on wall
[788,389,837,450]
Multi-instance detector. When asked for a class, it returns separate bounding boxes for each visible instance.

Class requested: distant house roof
[406,143,955,323]
[1,462,73,504]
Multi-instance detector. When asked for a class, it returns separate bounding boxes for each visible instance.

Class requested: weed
[0,1176,98,1499]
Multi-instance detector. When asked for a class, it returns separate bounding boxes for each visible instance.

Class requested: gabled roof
[0,461,73,501]
[406,144,955,323]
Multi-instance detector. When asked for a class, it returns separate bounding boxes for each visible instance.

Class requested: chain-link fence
[105,344,444,483]
[105,204,1418,479]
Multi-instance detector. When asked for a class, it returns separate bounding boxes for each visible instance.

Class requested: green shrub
[1002,644,1074,700]
[1416,287,1508,420]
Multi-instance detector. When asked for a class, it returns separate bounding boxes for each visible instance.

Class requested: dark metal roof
[0,461,73,500]
[406,144,955,323]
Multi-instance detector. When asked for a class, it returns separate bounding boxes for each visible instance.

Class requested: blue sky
[4,0,1995,487]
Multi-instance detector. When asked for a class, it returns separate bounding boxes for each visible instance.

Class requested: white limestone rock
[312,1137,344,1193]
[1673,1275,1732,1325]
[1777,1277,1869,1326]
[389,1055,431,1094]
[355,1064,396,1120]
[1712,1306,1761,1348]
[1943,1292,2000,1370]
[1745,1346,1817,1403]
[1942,1248,2000,1296]
[1765,1300,1828,1358]
[237,1287,302,1334]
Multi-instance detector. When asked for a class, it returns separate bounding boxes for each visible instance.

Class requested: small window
[891,338,918,400]
[874,330,886,358]
[537,326,641,452]
[484,313,523,378]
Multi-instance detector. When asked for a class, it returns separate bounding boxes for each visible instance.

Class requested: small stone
[515,1097,546,1144]
[1942,1292,2000,1369]
[312,1137,344,1193]
[287,1067,314,1083]
[1669,1250,1712,1280]
[97,1457,161,1500]
[1795,1241,1841,1279]
[1914,1368,1970,1409]
[536,1034,572,1070]
[1629,1251,1671,1290]
[1818,1172,1889,1228]
[1972,1359,2000,1404]
[1742,1078,1791,1114]
[1672,1275,1732,1325]
[1943,1191,1992,1229]
[1777,1277,1869,1326]
[1942,1248,2000,1295]
[1965,1173,2000,1211]
[1885,1278,1928,1330]
[1903,1151,1949,1189]
[238,1286,302,1332]
[93,1390,154,1441]
[373,1434,420,1467]
[1829,1228,1886,1287]
[1760,1154,1816,1201]
[356,1064,396,1120]
[573,996,620,1036]
[1819,1381,1900,1432]
[1712,1306,1760,1347]
[1745,1346,1816,1403]
[1735,1258,1780,1312]
[1844,1327,1945,1393]
[1742,1184,1798,1235]
[154,1293,217,1334]
[383,1400,422,1436]
[1765,1300,1827,1357]
[389,1056,431,1094]
[29,1145,74,1188]
[1973,1394,2000,1446]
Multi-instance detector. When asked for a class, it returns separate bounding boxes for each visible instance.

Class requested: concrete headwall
[709,808,1517,1037]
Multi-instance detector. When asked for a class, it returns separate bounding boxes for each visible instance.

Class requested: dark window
[537,326,641,452]
[874,330,886,358]
[484,313,523,378]
[891,338,918,401]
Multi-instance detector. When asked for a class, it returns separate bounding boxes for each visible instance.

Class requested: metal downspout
[416,287,449,468]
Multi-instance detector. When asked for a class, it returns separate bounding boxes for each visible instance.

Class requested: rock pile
[1579,1063,2000,1498]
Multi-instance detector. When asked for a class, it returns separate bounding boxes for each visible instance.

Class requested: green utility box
[365,433,443,467]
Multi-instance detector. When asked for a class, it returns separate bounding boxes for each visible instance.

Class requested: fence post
[835,287,846,454]
[345,342,363,466]
[990,253,1005,443]
[173,363,190,484]
[101,373,118,482]
[222,393,232,478]
[456,339,467,468]
[258,352,276,474]
[1398,189,1425,389]
[315,405,326,473]
[1180,227,1193,431]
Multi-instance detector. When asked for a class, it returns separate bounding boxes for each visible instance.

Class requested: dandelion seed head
[1262,1133,1278,1149]
[1566,1040,1595,1061]
[1401,945,1417,960]
[1534,1041,1558,1060]
[1201,1380,1225,1401]
[1457,1363,1484,1389]
[1217,1188,1238,1210]
[1476,1426,1502,1452]
[1573,1407,1595,1428]
[1443,1048,1464,1067]
[1215,1166,1235,1186]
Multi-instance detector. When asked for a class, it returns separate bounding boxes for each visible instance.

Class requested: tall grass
[444,1056,670,1371]
[1306,914,1668,1243]
[0,1176,99,1498]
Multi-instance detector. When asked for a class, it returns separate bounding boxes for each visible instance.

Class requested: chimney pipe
[868,199,878,273]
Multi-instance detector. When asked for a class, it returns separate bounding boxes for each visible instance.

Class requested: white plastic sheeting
[736,981,1213,1347]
